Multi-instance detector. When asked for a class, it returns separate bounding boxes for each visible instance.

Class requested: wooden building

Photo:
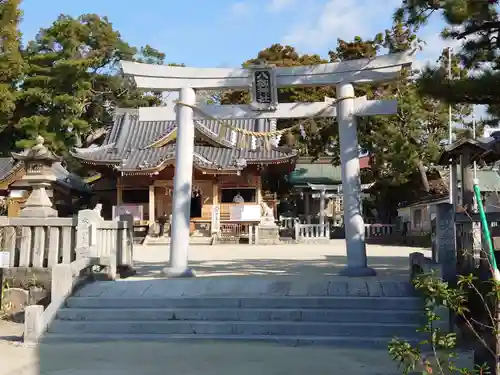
[71,109,297,233]
[0,157,91,217]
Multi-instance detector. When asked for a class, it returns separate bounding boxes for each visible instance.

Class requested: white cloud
[282,0,400,51]
[413,32,462,70]
[280,0,463,74]
[268,0,296,13]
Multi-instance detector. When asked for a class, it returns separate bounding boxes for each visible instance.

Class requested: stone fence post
[435,203,457,285]
[75,209,102,259]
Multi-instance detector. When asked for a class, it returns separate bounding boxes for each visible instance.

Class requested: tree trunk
[418,161,430,192]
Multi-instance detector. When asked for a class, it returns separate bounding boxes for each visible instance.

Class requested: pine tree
[395,0,500,112]
[0,0,24,154]
[14,14,171,157]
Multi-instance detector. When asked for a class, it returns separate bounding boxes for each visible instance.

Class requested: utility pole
[448,47,458,208]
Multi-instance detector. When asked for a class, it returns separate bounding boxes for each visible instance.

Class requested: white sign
[230,205,261,221]
[112,204,144,221]
[0,251,10,268]
[211,205,220,234]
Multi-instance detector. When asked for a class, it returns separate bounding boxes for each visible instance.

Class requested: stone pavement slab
[3,339,401,375]
[0,322,473,375]
[130,241,431,279]
[73,275,417,298]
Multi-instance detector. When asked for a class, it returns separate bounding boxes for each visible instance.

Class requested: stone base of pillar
[19,206,58,217]
[162,266,196,278]
[258,224,279,245]
[339,266,377,277]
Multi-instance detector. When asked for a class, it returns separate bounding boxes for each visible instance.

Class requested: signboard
[211,205,220,234]
[230,204,261,221]
[254,70,272,104]
[112,204,144,221]
[0,251,10,268]
[248,62,278,111]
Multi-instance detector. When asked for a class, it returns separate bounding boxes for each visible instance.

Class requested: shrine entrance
[190,188,202,218]
[121,51,414,277]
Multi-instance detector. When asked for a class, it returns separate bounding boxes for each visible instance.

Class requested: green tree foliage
[0,0,24,154]
[389,271,494,375]
[394,0,500,117]
[15,14,159,154]
[227,25,471,218]
[0,12,177,166]
[220,44,334,156]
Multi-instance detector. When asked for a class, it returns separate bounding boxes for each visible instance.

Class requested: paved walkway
[0,322,473,375]
[0,326,401,375]
[0,242,433,375]
[131,240,431,279]
[75,274,416,299]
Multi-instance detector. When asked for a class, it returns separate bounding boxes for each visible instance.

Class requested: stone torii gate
[121,52,414,277]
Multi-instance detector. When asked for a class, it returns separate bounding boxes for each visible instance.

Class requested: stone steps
[49,320,421,337]
[65,296,423,310]
[56,307,424,323]
[40,333,422,349]
[39,278,428,347]
[42,292,426,347]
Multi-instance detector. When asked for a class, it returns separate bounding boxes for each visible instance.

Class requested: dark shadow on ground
[0,334,22,342]
[130,255,412,279]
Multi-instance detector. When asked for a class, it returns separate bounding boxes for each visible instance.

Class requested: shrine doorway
[190,188,202,218]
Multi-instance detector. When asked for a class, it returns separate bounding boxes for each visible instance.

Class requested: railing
[0,209,133,277]
[24,210,132,344]
[279,216,297,229]
[364,224,395,239]
[295,223,330,241]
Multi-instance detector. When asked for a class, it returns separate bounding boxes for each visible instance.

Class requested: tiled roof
[439,167,500,192]
[72,111,297,174]
[0,158,18,181]
[0,157,90,193]
[289,163,342,185]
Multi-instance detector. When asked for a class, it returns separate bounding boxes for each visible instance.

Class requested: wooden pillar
[256,175,262,204]
[319,189,326,225]
[461,152,474,213]
[212,178,219,205]
[460,151,478,271]
[116,178,123,206]
[304,192,310,219]
[149,185,155,224]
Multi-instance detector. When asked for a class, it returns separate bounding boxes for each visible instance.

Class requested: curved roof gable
[71,110,297,175]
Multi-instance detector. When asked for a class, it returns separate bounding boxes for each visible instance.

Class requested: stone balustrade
[295,223,330,243]
[364,224,395,239]
[0,210,133,278]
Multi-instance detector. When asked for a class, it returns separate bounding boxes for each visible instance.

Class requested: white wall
[485,192,500,212]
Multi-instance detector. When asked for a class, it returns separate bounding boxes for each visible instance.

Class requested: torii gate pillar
[162,87,196,278]
[337,84,375,276]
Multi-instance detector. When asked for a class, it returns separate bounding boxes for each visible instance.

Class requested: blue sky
[20,0,487,121]
[20,0,451,68]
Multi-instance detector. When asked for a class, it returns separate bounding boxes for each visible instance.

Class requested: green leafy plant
[389,268,497,375]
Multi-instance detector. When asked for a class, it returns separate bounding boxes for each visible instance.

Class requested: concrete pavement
[1,319,401,375]
[131,240,431,279]
[0,242,434,375]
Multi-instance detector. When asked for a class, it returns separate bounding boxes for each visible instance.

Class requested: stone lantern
[12,135,60,217]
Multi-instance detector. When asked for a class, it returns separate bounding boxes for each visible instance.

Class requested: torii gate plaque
[121,51,414,277]
[248,61,279,111]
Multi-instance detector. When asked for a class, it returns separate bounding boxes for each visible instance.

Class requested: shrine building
[71,108,297,236]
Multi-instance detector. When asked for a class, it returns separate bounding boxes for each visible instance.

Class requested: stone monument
[12,135,59,217]
[258,201,280,245]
